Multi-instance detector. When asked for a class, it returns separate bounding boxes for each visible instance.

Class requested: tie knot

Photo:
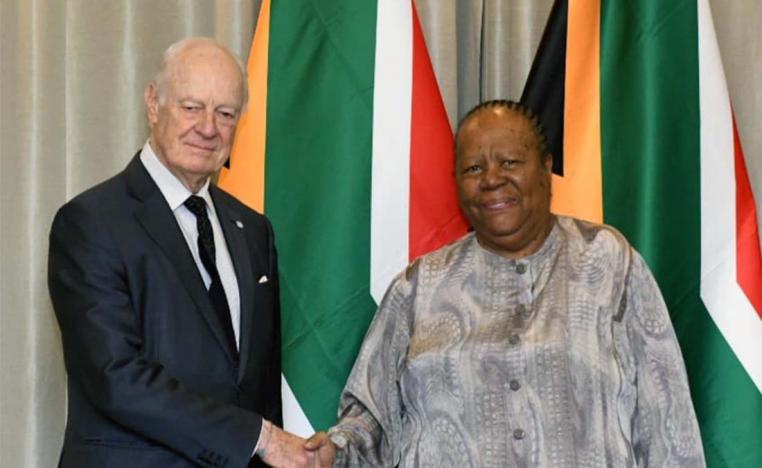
[184,195,208,218]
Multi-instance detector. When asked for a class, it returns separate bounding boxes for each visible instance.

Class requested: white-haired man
[49,38,311,468]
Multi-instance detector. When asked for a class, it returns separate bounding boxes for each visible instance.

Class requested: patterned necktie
[184,195,237,357]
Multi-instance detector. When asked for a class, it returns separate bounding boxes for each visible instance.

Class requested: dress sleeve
[616,251,706,467]
[327,265,417,467]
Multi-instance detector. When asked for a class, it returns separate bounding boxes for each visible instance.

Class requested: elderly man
[305,100,705,467]
[49,38,311,468]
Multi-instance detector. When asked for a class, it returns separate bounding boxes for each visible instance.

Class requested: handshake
[257,420,337,468]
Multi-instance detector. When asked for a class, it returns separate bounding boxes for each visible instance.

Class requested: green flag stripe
[265,0,378,430]
[600,1,761,465]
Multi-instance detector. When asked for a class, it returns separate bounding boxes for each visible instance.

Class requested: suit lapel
[211,187,258,380]
[125,155,237,364]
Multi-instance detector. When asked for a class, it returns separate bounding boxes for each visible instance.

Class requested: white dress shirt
[140,141,241,348]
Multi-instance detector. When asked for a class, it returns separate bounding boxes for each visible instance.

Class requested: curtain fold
[0,1,758,466]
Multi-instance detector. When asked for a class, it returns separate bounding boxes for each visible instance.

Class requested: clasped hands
[258,421,336,468]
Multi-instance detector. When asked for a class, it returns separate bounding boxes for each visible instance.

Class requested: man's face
[455,108,552,258]
[145,44,243,191]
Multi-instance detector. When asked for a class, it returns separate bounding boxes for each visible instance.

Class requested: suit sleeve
[263,217,283,427]
[48,200,263,468]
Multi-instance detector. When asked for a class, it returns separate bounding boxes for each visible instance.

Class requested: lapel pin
[258,275,269,284]
[235,220,244,229]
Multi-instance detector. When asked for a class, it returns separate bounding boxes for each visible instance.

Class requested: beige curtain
[1,1,759,466]
[0,2,259,466]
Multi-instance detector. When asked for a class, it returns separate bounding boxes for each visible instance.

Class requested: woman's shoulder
[556,215,632,252]
[405,231,474,274]
[385,232,475,295]
[555,215,636,273]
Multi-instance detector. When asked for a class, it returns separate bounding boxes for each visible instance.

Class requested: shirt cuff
[252,419,272,458]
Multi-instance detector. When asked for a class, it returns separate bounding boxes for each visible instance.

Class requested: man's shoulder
[211,184,269,225]
[48,166,139,251]
[56,169,132,221]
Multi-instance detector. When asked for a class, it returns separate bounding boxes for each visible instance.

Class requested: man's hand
[304,432,336,468]
[257,421,314,467]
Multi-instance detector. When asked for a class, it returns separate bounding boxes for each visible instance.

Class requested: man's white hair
[151,37,248,108]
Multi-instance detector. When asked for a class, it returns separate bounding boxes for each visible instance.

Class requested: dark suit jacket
[48,153,282,468]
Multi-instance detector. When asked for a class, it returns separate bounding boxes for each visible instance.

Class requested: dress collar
[471,216,562,294]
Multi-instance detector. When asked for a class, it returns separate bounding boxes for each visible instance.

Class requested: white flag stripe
[697,0,762,392]
[370,0,413,304]
[282,373,315,437]
[700,266,762,391]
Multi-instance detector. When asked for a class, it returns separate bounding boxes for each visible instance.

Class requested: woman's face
[455,108,553,259]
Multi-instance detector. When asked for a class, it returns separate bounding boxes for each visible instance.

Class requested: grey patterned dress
[328,216,705,467]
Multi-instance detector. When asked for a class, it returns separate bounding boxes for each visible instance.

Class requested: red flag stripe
[408,3,468,261]
[733,114,762,318]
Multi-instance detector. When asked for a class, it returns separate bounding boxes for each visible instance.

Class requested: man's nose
[195,110,218,138]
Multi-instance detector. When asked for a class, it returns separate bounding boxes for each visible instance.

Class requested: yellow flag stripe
[551,0,603,223]
[218,0,271,213]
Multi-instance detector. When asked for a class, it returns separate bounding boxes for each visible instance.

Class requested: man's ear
[144,83,159,125]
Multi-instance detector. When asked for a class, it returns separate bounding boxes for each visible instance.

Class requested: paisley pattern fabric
[328,216,705,467]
